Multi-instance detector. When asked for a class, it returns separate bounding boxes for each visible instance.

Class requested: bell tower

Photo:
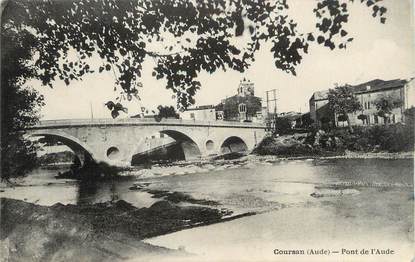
[237,78,255,97]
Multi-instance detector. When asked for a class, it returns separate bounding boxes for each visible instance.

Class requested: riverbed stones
[311,188,360,198]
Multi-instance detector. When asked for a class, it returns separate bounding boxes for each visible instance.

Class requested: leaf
[229,46,241,55]
[111,110,119,119]
[235,12,244,36]
[105,64,111,71]
[105,101,115,110]
[307,33,315,41]
[248,25,255,35]
[366,0,374,7]
[99,66,104,73]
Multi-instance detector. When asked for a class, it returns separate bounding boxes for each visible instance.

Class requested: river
[1,157,413,261]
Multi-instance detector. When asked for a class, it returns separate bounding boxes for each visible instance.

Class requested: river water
[1,157,414,261]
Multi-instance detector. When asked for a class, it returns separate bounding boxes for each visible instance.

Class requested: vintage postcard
[1,0,414,261]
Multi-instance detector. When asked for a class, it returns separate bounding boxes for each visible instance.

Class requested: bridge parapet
[32,118,266,129]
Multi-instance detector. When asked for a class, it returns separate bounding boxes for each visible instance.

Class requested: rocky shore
[0,197,252,262]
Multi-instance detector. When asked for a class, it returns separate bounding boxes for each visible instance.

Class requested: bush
[255,121,414,157]
[333,123,414,152]
[274,117,292,135]
[253,133,343,157]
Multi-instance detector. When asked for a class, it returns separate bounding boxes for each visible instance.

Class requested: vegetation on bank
[37,151,75,165]
[253,134,342,157]
[332,124,414,153]
[255,122,414,157]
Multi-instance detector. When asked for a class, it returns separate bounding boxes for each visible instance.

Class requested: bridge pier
[72,148,89,167]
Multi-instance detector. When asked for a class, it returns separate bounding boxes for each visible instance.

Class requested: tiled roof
[311,78,407,101]
[312,90,329,100]
[185,105,215,111]
[351,78,406,94]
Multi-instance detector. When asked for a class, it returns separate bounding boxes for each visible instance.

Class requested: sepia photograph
[0,0,414,261]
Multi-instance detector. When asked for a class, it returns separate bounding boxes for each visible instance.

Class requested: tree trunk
[384,117,389,126]
[346,114,353,133]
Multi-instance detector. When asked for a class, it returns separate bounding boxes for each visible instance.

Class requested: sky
[32,0,415,120]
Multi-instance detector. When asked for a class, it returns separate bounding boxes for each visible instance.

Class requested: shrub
[274,117,292,135]
[333,123,414,152]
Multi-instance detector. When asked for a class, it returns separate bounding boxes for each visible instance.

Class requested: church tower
[237,78,255,97]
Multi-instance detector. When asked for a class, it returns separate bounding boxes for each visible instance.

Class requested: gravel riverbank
[0,197,252,262]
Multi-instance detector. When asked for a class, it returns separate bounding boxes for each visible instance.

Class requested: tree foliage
[104,101,128,119]
[274,117,293,135]
[156,105,179,120]
[2,0,387,113]
[1,16,45,180]
[337,114,348,122]
[374,96,403,125]
[357,114,367,123]
[299,113,314,128]
[328,84,362,131]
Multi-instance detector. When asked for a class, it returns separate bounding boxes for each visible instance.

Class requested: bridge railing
[34,118,266,129]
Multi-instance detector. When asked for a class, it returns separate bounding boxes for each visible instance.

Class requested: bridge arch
[219,136,249,154]
[159,130,202,160]
[130,129,202,164]
[28,131,95,165]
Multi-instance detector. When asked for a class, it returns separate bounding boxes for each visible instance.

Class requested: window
[238,103,247,113]
[190,113,195,119]
[392,114,395,123]
[374,115,378,124]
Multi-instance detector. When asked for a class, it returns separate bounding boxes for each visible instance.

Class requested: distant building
[309,90,335,128]
[309,78,415,128]
[237,78,255,97]
[215,78,262,122]
[278,111,303,128]
[180,105,216,121]
[179,78,264,122]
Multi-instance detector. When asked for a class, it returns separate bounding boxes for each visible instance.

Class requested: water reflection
[76,179,100,205]
[75,178,158,208]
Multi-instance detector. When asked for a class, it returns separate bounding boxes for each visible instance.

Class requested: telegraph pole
[265,89,277,132]
[90,101,94,120]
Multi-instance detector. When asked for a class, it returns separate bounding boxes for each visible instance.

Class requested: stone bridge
[26,118,267,167]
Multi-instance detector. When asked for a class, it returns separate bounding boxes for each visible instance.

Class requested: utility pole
[90,102,94,120]
[265,89,277,132]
